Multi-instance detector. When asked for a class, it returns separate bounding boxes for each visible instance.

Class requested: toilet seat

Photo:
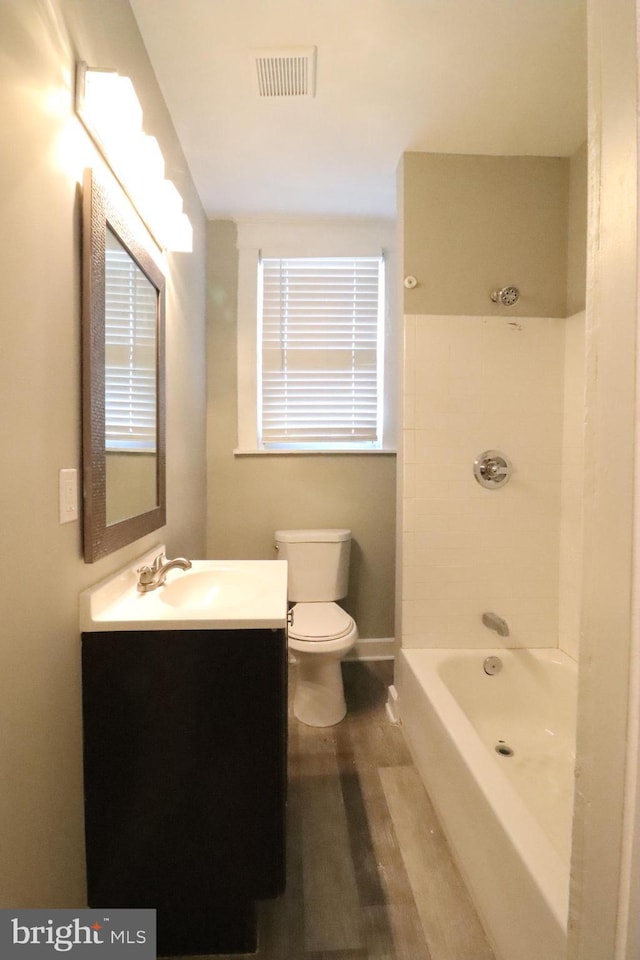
[288,602,354,642]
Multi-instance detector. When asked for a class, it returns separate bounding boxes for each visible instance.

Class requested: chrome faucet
[482,611,510,637]
[137,553,192,593]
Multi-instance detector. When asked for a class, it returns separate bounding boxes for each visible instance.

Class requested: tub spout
[482,611,510,637]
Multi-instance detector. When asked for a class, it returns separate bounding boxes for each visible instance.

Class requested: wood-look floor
[189,661,494,960]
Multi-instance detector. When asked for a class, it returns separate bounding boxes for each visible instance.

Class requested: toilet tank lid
[275,528,351,543]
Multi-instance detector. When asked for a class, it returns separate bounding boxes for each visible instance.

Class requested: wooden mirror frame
[82,167,166,562]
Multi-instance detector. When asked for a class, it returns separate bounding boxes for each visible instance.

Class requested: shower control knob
[473,450,512,489]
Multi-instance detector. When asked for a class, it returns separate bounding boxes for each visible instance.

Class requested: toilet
[274,528,358,727]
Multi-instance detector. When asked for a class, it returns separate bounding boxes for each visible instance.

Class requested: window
[104,227,158,452]
[258,255,385,450]
[234,218,395,455]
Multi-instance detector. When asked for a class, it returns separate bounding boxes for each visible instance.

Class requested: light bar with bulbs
[75,61,193,253]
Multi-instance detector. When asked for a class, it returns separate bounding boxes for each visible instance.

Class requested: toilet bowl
[288,601,358,727]
[274,528,358,727]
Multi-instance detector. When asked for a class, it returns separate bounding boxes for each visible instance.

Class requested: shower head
[490,285,520,306]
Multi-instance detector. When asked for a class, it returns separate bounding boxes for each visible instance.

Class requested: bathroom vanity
[80,551,289,956]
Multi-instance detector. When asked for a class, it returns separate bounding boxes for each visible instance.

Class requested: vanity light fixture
[75,61,193,253]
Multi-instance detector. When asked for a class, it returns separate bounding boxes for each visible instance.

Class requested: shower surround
[400,312,584,654]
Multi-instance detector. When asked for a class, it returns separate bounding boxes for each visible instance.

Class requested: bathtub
[396,647,577,960]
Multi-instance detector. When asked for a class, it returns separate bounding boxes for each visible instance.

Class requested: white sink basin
[159,567,271,610]
[80,546,288,632]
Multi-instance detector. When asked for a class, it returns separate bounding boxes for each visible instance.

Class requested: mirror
[82,167,166,562]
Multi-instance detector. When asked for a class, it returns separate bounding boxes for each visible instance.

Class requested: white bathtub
[396,647,577,960]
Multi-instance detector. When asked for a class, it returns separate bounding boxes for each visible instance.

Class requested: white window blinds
[104,227,158,452]
[259,255,384,448]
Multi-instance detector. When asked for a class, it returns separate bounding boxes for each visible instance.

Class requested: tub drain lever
[483,655,503,676]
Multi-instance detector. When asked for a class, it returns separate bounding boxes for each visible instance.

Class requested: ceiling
[129,0,587,220]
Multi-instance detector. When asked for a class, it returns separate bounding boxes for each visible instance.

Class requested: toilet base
[293,657,347,727]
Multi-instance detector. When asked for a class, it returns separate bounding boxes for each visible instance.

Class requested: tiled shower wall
[401,312,585,652]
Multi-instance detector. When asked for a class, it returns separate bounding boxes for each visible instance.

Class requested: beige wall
[206,220,396,640]
[0,0,207,907]
[401,152,570,317]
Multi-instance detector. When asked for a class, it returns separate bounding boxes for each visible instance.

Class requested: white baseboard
[385,683,401,724]
[344,637,396,661]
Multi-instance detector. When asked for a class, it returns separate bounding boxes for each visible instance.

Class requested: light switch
[59,468,79,523]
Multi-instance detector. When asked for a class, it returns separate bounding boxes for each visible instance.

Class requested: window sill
[233,447,397,457]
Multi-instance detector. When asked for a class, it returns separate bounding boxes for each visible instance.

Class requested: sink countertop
[80,546,289,632]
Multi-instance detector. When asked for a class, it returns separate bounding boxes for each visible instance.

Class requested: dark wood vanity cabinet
[81,627,287,956]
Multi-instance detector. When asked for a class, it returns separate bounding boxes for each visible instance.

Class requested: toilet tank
[274,529,352,602]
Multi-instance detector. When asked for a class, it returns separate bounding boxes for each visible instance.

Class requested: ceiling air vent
[252,46,316,98]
